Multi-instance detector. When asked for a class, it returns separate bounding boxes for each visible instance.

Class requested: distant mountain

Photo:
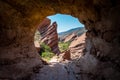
[58,27,86,42]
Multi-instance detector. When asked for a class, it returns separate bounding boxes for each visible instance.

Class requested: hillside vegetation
[58,42,70,52]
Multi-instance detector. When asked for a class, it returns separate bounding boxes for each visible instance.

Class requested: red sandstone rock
[64,33,77,42]
[62,50,71,60]
[38,18,60,55]
[69,33,86,59]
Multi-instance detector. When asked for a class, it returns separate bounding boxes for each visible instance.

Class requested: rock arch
[0,0,120,80]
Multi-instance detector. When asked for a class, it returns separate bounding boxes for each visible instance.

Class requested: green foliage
[40,43,51,52]
[34,30,55,61]
[42,52,55,61]
[59,41,70,52]
[40,43,55,61]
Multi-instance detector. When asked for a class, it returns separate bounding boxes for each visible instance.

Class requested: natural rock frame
[0,0,120,79]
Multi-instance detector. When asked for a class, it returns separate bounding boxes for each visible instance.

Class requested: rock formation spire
[38,18,60,55]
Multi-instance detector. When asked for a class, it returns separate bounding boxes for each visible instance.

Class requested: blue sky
[47,14,84,33]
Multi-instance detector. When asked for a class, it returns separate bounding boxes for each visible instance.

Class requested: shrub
[58,41,70,52]
[40,43,51,52]
[40,43,55,61]
[41,52,55,61]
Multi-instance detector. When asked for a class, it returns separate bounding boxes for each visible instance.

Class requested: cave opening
[34,13,86,62]
[1,0,120,80]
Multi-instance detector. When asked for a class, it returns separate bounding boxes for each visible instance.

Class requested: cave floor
[31,60,79,80]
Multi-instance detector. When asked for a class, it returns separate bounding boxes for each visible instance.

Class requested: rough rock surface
[0,0,120,80]
[38,18,60,54]
[31,62,78,80]
[69,33,86,59]
[64,33,77,42]
[59,50,71,61]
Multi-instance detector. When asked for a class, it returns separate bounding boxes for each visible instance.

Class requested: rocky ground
[31,61,79,80]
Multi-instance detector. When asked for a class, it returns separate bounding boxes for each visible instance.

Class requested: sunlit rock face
[38,18,60,54]
[0,0,120,80]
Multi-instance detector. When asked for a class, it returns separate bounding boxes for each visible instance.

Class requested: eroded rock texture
[69,33,86,59]
[38,18,60,54]
[64,33,77,42]
[0,0,120,80]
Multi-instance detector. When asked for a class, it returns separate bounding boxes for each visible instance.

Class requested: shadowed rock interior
[0,0,120,80]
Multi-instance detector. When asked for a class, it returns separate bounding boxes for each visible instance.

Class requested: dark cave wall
[84,1,120,79]
[0,0,120,79]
